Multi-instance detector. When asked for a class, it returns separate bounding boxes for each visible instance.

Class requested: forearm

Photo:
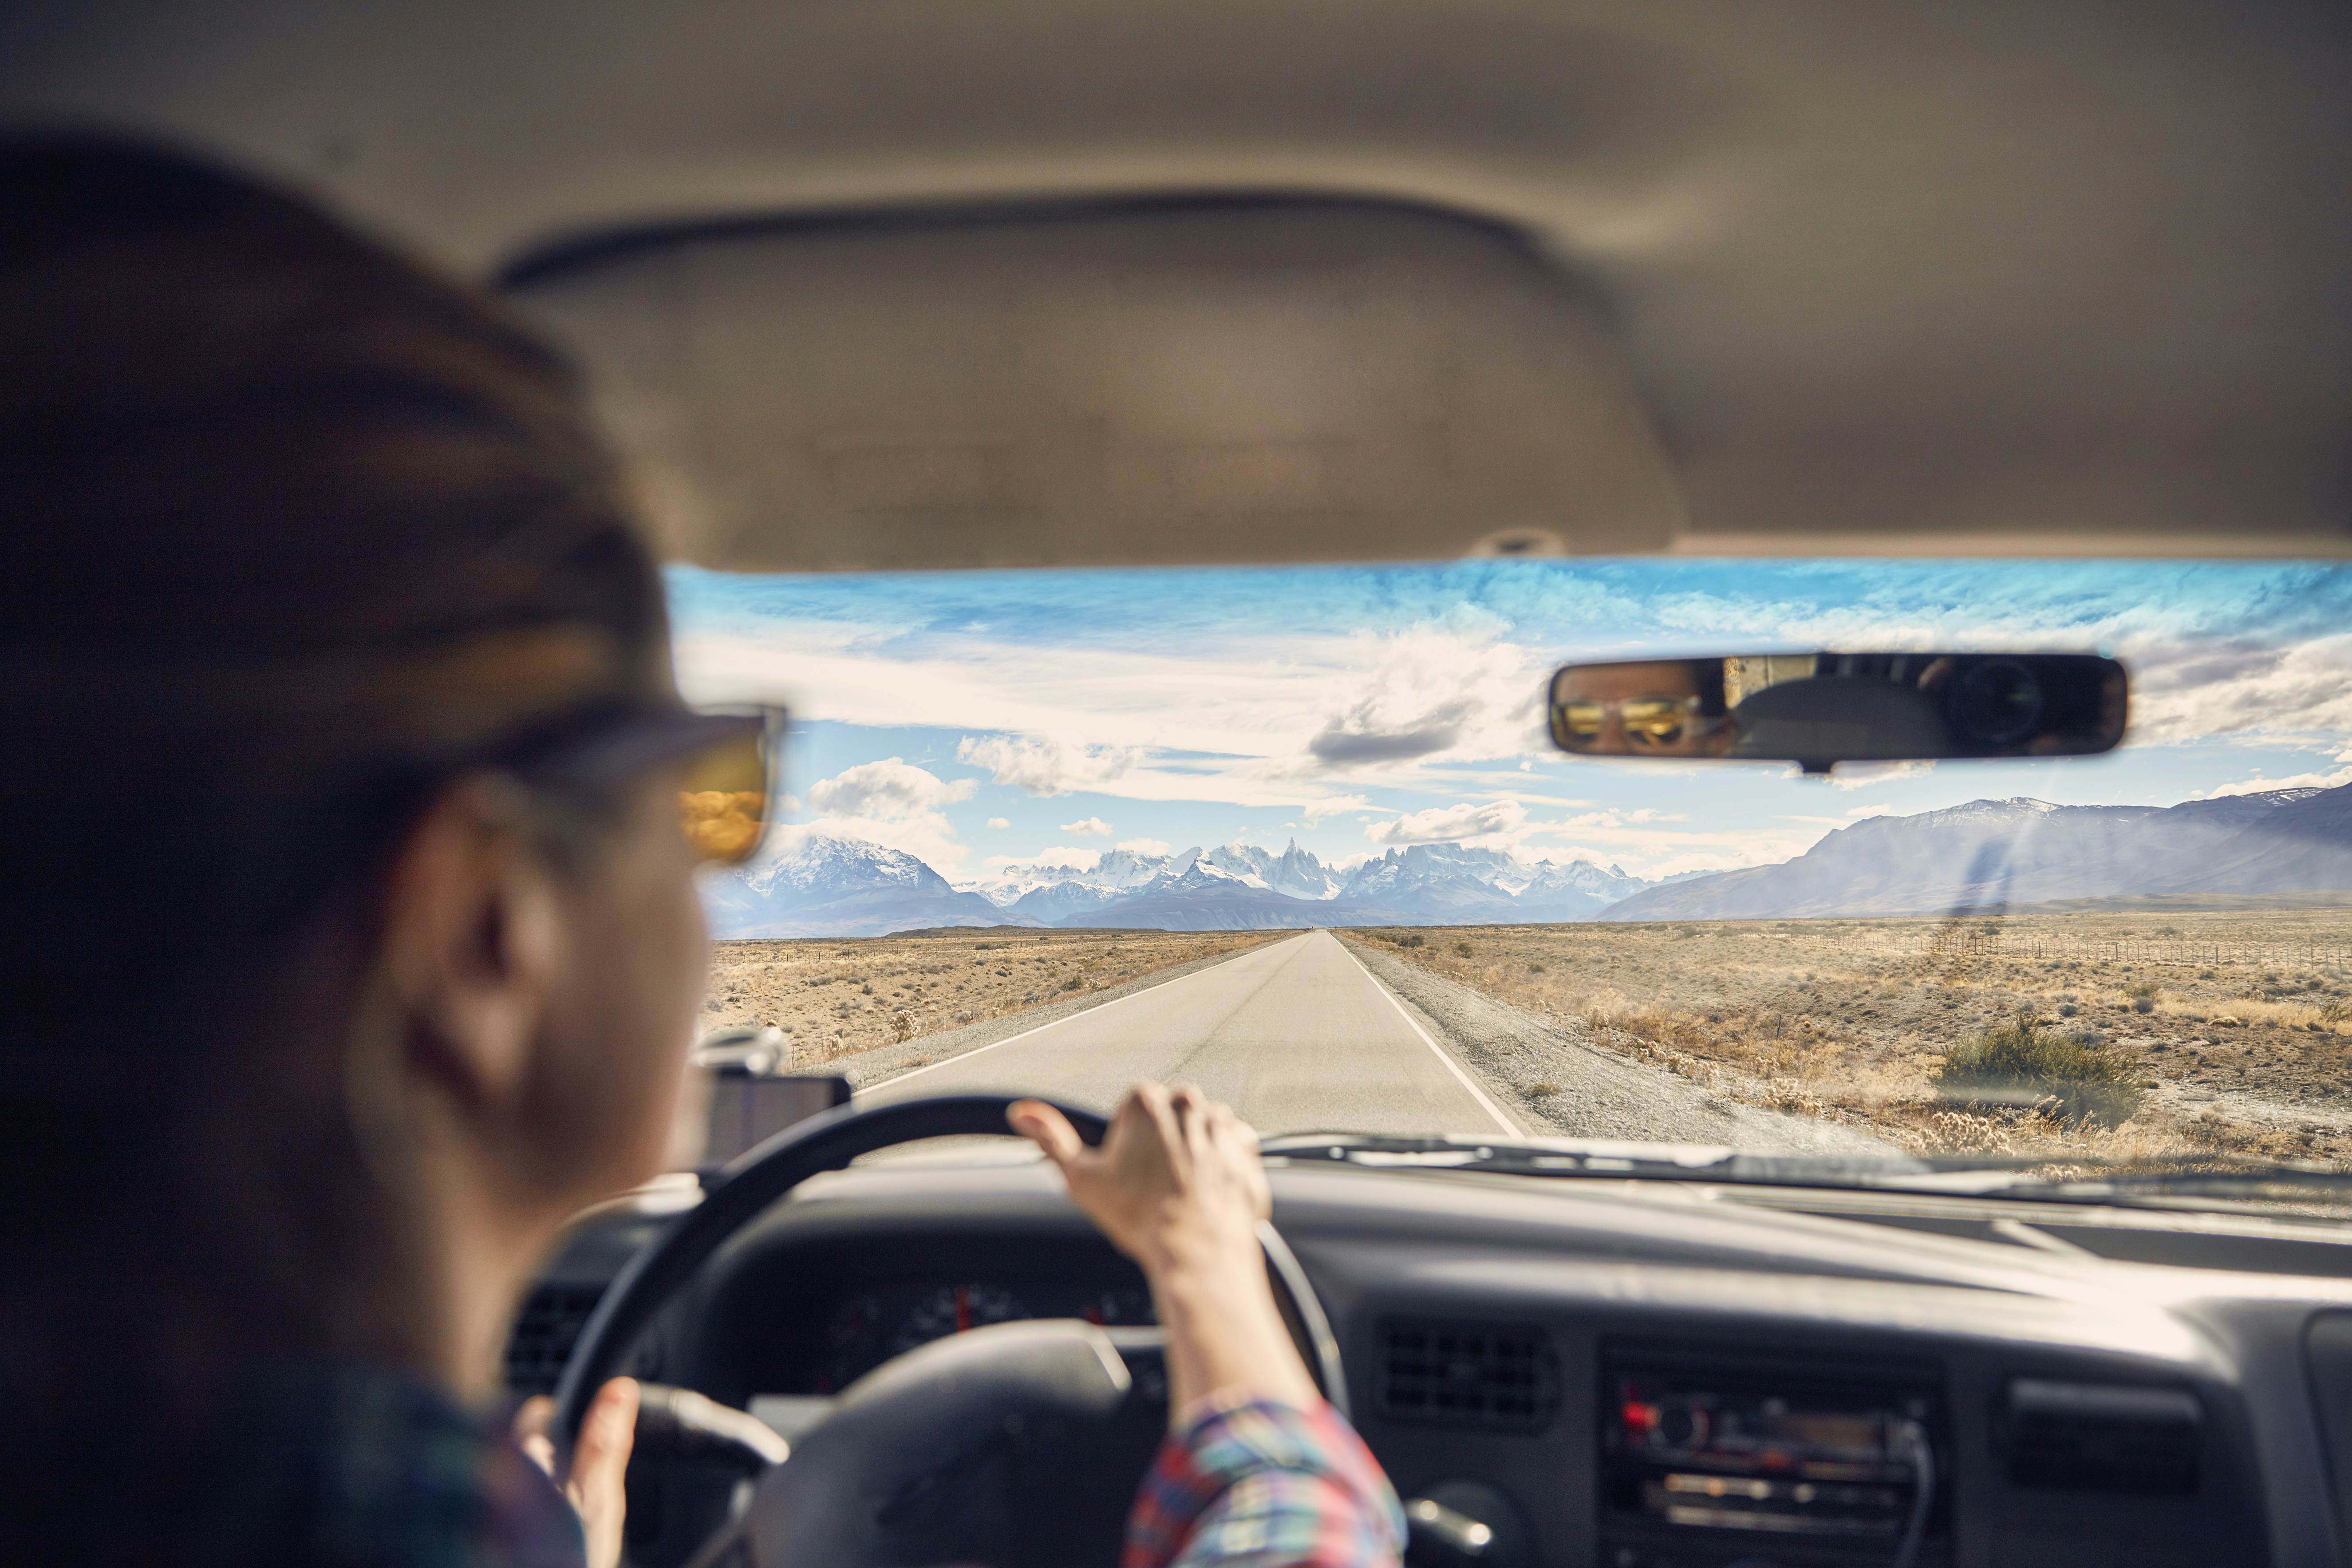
[1150,1250,1321,1420]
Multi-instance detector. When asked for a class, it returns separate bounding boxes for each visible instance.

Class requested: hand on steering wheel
[550,1089,1347,1568]
[1012,1084,1321,1416]
[516,1376,640,1568]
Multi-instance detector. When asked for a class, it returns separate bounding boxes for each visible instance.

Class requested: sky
[666,560,2352,889]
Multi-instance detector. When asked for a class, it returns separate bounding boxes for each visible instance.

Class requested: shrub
[1454,941,1474,957]
[1930,1011,2144,1128]
[1397,932,1425,948]
[2132,995,2156,1015]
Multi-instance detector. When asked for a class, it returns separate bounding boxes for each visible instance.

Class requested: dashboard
[816,1279,1155,1391]
[511,1159,2352,1568]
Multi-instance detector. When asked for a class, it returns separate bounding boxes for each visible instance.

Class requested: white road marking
[870,932,1310,1090]
[1335,938,1521,1136]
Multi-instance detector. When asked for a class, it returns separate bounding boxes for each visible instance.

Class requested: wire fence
[1889,925,2352,969]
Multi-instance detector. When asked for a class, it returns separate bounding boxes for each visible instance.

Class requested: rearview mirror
[1547,653,2127,773]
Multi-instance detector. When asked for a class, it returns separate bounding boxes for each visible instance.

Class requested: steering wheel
[551,1093,1348,1568]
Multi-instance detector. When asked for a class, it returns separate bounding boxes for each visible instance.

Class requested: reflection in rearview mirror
[1547,653,2127,774]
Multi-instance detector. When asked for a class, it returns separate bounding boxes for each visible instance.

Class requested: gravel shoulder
[1342,935,1898,1156]
[825,936,1293,1090]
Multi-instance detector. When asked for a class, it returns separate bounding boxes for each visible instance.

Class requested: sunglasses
[500,702,789,868]
[1555,694,1709,746]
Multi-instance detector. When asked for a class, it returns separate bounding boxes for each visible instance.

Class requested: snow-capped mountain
[1004,880,1127,923]
[1601,786,2352,922]
[1059,857,1353,931]
[975,845,1198,907]
[702,833,1036,938]
[1200,841,1346,900]
[1513,856,1657,919]
[700,787,2352,938]
[707,832,1673,936]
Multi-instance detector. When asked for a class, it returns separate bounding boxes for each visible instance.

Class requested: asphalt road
[860,929,1519,1138]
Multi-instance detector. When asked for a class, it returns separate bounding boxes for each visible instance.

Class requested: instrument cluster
[821,1280,1156,1390]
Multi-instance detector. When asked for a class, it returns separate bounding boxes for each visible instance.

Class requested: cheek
[541,801,710,1192]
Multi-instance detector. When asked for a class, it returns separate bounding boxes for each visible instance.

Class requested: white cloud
[957,735,1144,797]
[1060,816,1113,836]
[2120,632,2352,746]
[794,758,976,872]
[1116,838,1171,855]
[1827,760,1937,791]
[805,758,976,819]
[679,611,1556,816]
[986,816,1010,829]
[1302,622,1549,771]
[1847,802,1894,818]
[1557,808,1686,829]
[1365,799,1527,846]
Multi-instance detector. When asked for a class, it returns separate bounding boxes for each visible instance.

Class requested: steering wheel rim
[550,1091,1346,1457]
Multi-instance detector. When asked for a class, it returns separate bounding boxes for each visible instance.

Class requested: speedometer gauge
[824,1283,1038,1389]
[892,1283,1026,1357]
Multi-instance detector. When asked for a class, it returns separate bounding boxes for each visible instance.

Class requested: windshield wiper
[1969,1163,2352,1207]
[1262,1134,2352,1210]
[1263,1133,1945,1190]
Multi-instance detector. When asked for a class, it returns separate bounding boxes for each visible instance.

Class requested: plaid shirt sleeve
[1122,1392,1406,1568]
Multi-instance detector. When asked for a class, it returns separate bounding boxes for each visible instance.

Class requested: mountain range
[704,835,1667,938]
[701,783,2352,939]
[1602,783,2352,922]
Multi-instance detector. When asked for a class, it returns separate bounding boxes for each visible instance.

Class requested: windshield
[674,558,2352,1197]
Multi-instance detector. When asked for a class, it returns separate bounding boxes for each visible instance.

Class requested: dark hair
[0,133,668,1478]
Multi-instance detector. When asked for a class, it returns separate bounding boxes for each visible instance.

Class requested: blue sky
[667,560,2352,888]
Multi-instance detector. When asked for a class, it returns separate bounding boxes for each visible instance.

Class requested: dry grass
[1350,906,2352,1165]
[700,928,1282,1066]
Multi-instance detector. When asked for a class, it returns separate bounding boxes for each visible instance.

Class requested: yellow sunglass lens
[677,731,770,866]
[681,789,764,862]
[1619,699,1689,739]
[1561,703,1607,735]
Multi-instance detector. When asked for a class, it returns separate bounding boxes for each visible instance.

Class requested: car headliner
[4,0,2346,565]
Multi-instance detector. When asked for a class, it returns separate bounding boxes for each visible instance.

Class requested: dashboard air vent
[2003,1378,2201,1496]
[504,1281,608,1395]
[1377,1319,1558,1430]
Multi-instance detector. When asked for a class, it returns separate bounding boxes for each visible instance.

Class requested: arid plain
[700,928,1282,1065]
[1356,901,2352,1162]
[699,904,2352,1165]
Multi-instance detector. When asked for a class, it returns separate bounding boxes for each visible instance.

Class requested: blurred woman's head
[0,135,710,1409]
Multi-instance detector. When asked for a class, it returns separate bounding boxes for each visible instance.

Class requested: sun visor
[504,201,1684,571]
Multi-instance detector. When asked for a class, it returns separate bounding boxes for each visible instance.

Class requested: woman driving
[0,137,1402,1568]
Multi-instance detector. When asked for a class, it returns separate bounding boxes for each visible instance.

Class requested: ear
[375,775,566,1122]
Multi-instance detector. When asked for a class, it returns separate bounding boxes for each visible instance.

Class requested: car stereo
[1599,1349,1946,1568]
